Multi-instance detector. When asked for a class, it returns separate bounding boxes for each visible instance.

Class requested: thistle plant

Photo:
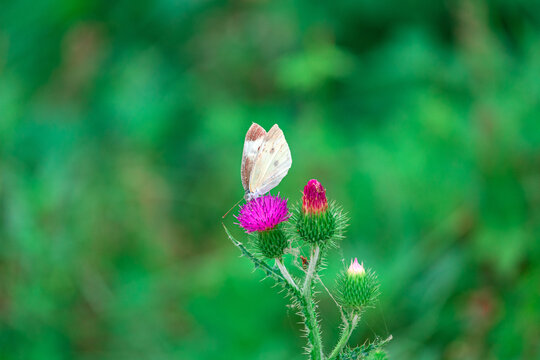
[224,179,391,359]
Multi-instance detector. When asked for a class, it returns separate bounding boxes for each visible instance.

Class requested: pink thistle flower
[237,194,290,233]
[302,179,328,214]
[347,258,366,276]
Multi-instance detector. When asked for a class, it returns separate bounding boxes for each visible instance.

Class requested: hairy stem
[327,313,359,360]
[297,295,323,360]
[275,258,299,291]
[302,245,320,295]
[299,245,324,360]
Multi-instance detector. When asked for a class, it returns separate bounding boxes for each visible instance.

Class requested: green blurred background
[1,0,540,359]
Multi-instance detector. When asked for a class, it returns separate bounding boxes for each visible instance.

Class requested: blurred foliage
[1,0,540,359]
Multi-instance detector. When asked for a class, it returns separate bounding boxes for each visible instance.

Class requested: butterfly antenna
[222,197,244,219]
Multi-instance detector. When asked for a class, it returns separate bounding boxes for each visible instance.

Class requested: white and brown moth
[241,123,292,201]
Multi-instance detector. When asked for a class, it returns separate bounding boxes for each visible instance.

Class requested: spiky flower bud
[237,194,290,258]
[295,179,336,245]
[336,258,379,311]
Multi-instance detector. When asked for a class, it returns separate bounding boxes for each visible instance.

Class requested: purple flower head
[237,194,290,233]
[302,179,328,214]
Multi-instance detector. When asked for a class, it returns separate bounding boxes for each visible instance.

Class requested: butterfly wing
[241,123,267,192]
[248,124,292,197]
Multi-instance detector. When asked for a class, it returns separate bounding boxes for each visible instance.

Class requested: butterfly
[241,123,292,201]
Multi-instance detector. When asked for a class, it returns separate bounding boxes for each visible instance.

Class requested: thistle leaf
[223,224,289,287]
[338,335,392,360]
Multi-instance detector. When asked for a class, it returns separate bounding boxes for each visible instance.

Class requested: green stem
[302,245,320,294]
[327,313,359,360]
[300,245,324,360]
[275,258,299,292]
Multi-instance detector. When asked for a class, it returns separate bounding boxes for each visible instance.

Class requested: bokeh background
[1,0,540,359]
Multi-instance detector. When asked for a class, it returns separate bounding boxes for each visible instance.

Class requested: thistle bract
[237,194,290,258]
[336,258,379,311]
[256,225,289,258]
[296,210,336,244]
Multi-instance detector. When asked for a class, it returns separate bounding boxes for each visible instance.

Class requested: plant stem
[327,313,359,360]
[275,258,299,291]
[300,245,324,360]
[302,245,320,295]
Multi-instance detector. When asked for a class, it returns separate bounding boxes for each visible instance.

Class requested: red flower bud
[302,179,328,215]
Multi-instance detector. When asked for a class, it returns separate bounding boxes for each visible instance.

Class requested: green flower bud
[295,179,336,245]
[297,209,336,245]
[336,259,380,311]
[256,225,288,259]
